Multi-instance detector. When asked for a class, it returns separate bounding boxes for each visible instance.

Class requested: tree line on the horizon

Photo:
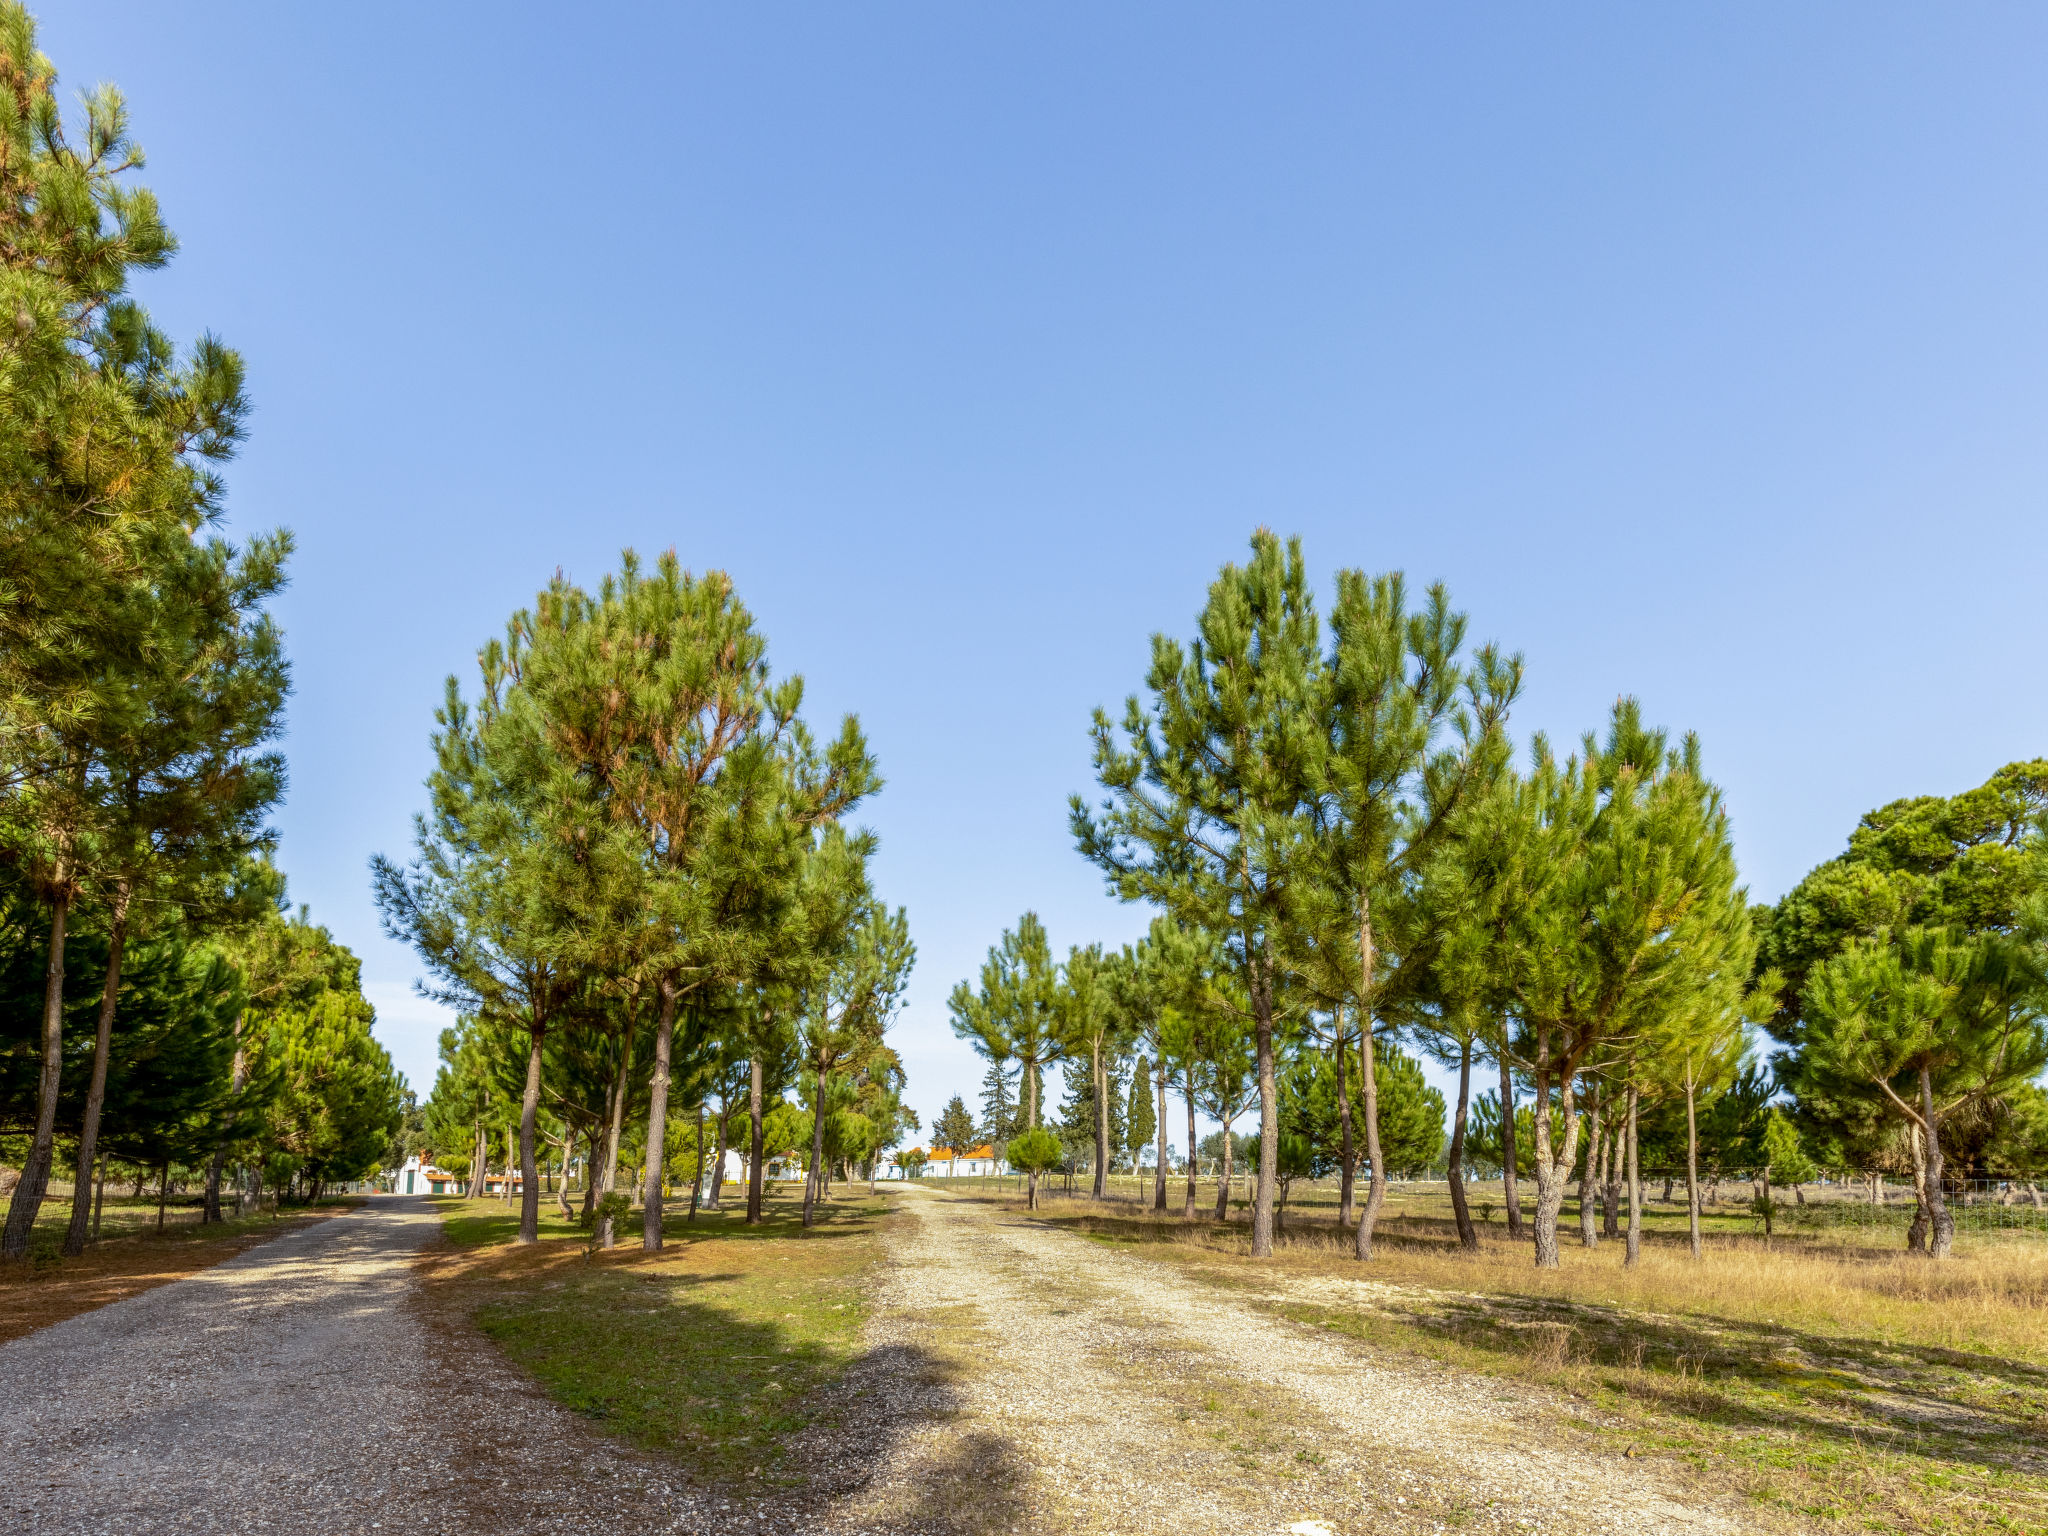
[0,6,401,1258]
[946,533,2047,1263]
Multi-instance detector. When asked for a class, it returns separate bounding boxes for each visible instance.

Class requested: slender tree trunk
[3,889,70,1260]
[706,1094,731,1211]
[1183,1068,1199,1219]
[1600,1121,1620,1240]
[1578,1088,1602,1249]
[1685,1070,1702,1260]
[804,1059,828,1229]
[1214,1125,1234,1224]
[642,983,678,1252]
[1336,1025,1357,1228]
[66,891,130,1254]
[1907,1124,1931,1252]
[156,1162,170,1232]
[602,1040,631,1195]
[1153,1058,1168,1211]
[503,1126,515,1203]
[517,1023,544,1243]
[1091,1038,1109,1200]
[92,1154,105,1240]
[1448,1036,1476,1250]
[1919,1067,1954,1258]
[1499,1047,1524,1240]
[1529,1030,1579,1269]
[555,1139,574,1219]
[690,1101,706,1222]
[746,1056,766,1225]
[1355,1020,1390,1260]
[1252,954,1278,1259]
[1624,1086,1642,1268]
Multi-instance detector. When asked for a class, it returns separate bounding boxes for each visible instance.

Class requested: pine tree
[935,1096,977,1159]
[0,7,264,1259]
[1073,532,1325,1257]
[953,914,1068,1205]
[1125,1055,1156,1171]
[977,1061,1017,1149]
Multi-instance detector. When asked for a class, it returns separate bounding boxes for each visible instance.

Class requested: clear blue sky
[46,6,2048,1135]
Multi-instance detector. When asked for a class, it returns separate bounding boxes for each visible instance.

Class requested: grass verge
[1026,1193,2048,1536]
[0,1196,359,1345]
[418,1184,890,1487]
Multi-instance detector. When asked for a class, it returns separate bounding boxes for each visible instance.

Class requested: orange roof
[928,1144,996,1161]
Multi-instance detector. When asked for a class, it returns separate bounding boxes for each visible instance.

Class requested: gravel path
[0,1198,692,1535]
[830,1187,1747,1536]
[0,1189,1755,1536]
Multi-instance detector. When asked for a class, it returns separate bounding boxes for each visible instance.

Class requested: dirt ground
[820,1184,1746,1536]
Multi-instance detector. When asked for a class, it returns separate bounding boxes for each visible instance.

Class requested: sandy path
[830,1186,1746,1536]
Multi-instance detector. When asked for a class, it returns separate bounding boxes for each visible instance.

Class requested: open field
[419,1184,893,1487]
[0,1193,361,1345]
[1015,1187,2048,1535]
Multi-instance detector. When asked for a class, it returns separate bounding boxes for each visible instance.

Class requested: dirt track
[0,1189,1747,1536]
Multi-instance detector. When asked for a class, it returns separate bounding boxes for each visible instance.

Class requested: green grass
[426,1185,889,1485]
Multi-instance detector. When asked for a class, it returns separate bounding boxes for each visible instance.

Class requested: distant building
[881,1143,1004,1178]
[385,1154,467,1195]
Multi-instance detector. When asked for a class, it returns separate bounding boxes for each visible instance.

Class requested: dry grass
[1022,1192,2048,1535]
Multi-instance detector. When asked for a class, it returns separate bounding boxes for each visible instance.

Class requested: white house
[881,1143,1006,1179]
[385,1154,466,1196]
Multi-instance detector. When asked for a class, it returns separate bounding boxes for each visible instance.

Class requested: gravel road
[830,1187,1746,1536]
[0,1198,693,1536]
[0,1189,1753,1536]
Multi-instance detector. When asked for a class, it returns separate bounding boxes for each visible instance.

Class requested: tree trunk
[66,890,130,1254]
[1498,1046,1523,1240]
[555,1139,574,1219]
[690,1101,706,1222]
[1684,1070,1702,1260]
[1919,1067,1954,1258]
[1447,1036,1476,1250]
[706,1094,731,1211]
[643,983,678,1251]
[92,1154,105,1240]
[3,889,70,1260]
[1355,1021,1389,1260]
[1183,1068,1199,1220]
[517,1023,544,1243]
[1252,954,1278,1259]
[503,1126,515,1203]
[1578,1088,1602,1249]
[1090,1037,1109,1200]
[1153,1058,1169,1211]
[1623,1086,1642,1268]
[746,1056,766,1225]
[1336,1025,1357,1228]
[1602,1119,1622,1241]
[602,1039,631,1196]
[1907,1124,1931,1253]
[1214,1127,1234,1223]
[157,1162,170,1232]
[1528,1030,1579,1270]
[804,1059,828,1229]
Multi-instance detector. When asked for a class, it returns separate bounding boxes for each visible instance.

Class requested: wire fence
[898,1167,2048,1235]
